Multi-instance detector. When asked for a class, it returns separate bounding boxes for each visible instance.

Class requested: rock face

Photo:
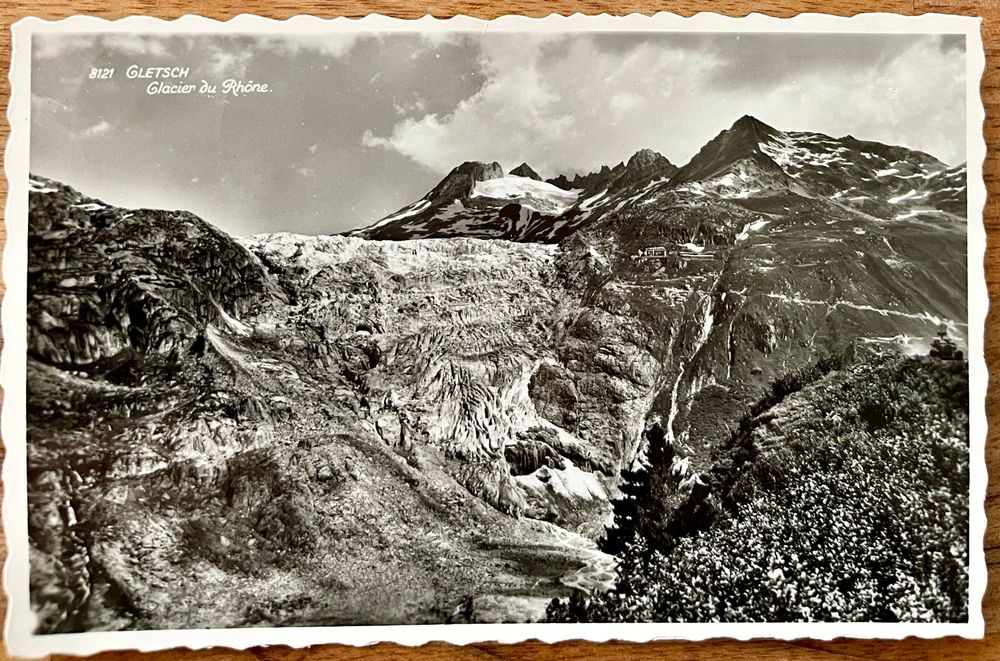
[510,163,542,180]
[27,176,280,367]
[427,160,505,202]
[669,115,789,187]
[548,163,625,193]
[615,148,679,190]
[25,115,969,632]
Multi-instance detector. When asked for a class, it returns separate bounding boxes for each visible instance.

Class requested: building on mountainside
[638,246,668,258]
[929,326,964,361]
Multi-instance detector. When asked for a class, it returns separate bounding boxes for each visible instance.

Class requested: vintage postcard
[2,12,988,656]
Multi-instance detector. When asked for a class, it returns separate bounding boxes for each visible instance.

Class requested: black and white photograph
[2,12,988,655]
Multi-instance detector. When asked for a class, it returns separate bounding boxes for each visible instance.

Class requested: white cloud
[392,95,428,117]
[33,35,95,59]
[359,34,966,176]
[36,32,364,65]
[80,119,114,138]
[31,93,65,114]
[609,92,642,117]
[206,47,253,77]
[254,34,362,59]
[102,35,170,56]
[34,33,169,59]
[360,129,387,148]
[404,31,474,60]
[360,35,722,176]
[726,39,966,164]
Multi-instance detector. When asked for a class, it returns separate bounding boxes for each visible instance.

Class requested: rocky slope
[25,115,969,631]
[27,179,622,632]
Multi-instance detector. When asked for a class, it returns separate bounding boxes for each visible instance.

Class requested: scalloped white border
[2,11,988,657]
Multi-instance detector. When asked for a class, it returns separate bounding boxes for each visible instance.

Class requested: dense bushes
[550,355,969,623]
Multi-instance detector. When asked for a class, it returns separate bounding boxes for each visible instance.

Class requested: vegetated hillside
[548,354,969,623]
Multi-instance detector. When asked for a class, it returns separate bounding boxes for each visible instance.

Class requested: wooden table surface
[1,1,996,659]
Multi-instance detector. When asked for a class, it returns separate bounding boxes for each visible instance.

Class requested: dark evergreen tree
[598,461,648,554]
[640,421,678,549]
[599,421,673,555]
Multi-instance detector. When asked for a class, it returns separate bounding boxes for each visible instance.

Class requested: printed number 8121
[88,68,115,79]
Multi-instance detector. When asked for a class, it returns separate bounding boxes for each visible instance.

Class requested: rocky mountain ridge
[356,115,965,243]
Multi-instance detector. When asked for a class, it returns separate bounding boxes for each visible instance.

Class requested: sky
[31,30,967,236]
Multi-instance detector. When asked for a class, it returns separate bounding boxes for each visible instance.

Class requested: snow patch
[578,188,608,210]
[678,182,707,197]
[888,189,918,204]
[370,198,432,229]
[736,218,770,241]
[435,200,467,221]
[472,175,580,214]
[29,178,61,194]
[894,208,945,220]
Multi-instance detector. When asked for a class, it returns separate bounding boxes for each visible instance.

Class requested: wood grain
[0,1,996,659]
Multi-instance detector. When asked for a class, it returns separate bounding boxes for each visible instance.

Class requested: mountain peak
[732,114,775,130]
[669,117,784,185]
[616,149,678,188]
[453,160,504,179]
[428,161,504,201]
[510,163,542,180]
[627,148,670,168]
[727,114,780,144]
